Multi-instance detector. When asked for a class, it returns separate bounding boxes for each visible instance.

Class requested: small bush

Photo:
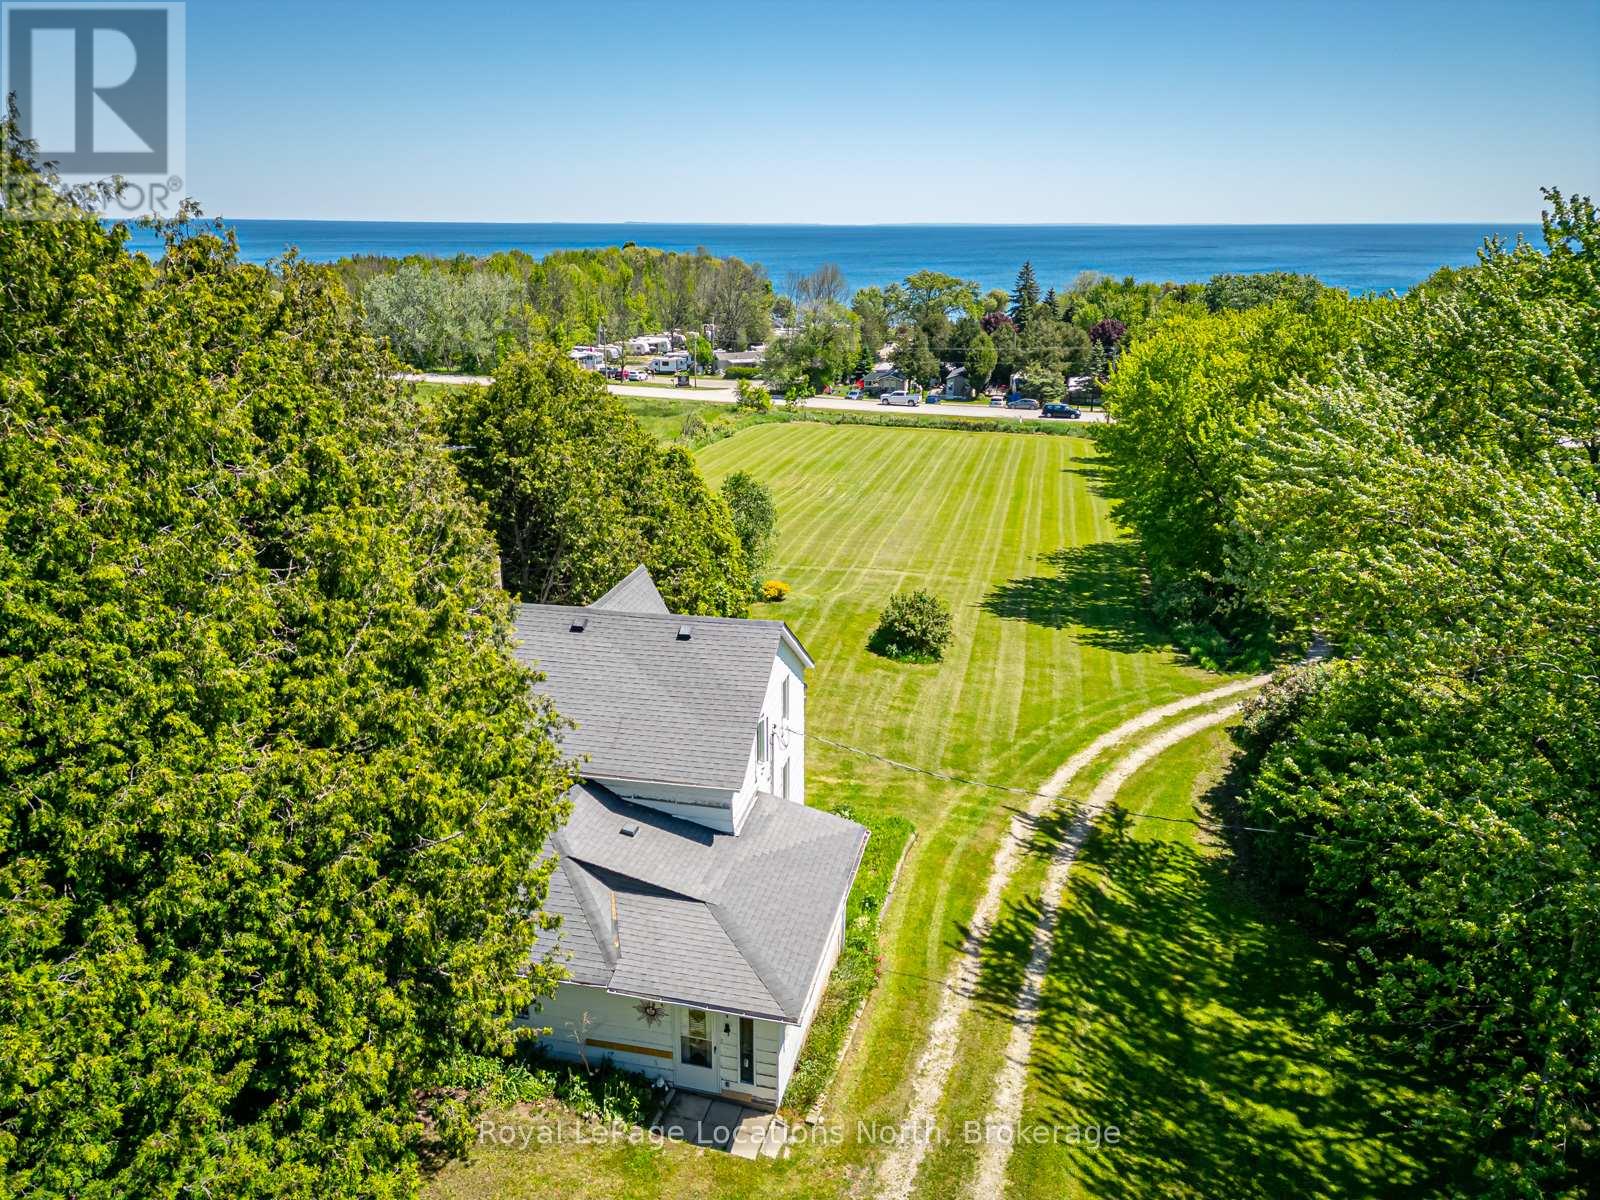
[432,1050,659,1124]
[734,380,772,412]
[761,579,791,602]
[433,1053,556,1106]
[679,410,708,441]
[869,590,953,662]
[724,365,763,381]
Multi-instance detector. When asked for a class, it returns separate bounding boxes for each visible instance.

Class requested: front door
[674,1006,721,1094]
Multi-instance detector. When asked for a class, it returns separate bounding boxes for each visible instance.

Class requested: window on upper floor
[781,676,790,724]
[756,716,768,763]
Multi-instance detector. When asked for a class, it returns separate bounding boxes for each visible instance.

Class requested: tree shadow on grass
[1022,809,1468,1199]
[982,541,1171,656]
[951,890,1048,1021]
[1063,453,1116,496]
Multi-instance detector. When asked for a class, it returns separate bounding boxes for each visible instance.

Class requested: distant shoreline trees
[349,245,776,371]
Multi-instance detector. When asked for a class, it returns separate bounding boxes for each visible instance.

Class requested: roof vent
[619,823,639,837]
[676,623,692,640]
[569,616,588,633]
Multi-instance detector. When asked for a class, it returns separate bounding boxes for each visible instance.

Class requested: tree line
[1099,190,1600,1194]
[762,261,1327,401]
[342,244,775,372]
[340,234,1330,396]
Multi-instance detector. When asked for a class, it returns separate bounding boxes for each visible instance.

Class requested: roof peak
[589,564,671,615]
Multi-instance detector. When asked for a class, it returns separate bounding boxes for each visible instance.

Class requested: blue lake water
[120,219,1544,294]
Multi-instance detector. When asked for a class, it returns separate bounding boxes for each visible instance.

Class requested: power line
[785,724,1582,908]
[784,724,1323,842]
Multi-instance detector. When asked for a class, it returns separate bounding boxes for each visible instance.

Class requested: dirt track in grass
[872,678,1266,1200]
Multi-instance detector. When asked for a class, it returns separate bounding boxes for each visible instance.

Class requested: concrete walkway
[652,1091,789,1160]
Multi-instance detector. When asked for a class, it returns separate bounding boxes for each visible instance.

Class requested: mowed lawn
[1005,723,1468,1200]
[426,422,1227,1200]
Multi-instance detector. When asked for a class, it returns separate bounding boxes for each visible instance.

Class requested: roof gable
[589,565,670,615]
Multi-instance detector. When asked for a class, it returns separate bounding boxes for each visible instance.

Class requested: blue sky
[175,0,1597,222]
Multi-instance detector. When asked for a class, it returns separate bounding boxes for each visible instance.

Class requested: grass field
[1001,723,1467,1199]
[426,421,1227,1199]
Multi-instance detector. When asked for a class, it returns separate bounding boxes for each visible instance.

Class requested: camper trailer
[649,352,692,374]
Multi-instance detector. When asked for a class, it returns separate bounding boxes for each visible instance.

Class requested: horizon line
[147,215,1544,229]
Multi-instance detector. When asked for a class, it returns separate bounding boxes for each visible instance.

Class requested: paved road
[399,373,1108,424]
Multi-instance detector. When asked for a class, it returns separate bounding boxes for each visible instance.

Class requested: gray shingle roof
[589,565,670,615]
[531,782,868,1022]
[510,602,808,792]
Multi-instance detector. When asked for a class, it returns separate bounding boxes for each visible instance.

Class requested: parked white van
[880,389,921,407]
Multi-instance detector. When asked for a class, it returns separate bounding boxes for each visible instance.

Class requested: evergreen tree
[0,123,573,1196]
[447,347,749,616]
[1009,261,1041,330]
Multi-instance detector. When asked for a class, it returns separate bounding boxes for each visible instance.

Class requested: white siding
[732,641,808,830]
[521,983,675,1085]
[712,1013,781,1106]
[591,777,740,833]
[522,983,784,1105]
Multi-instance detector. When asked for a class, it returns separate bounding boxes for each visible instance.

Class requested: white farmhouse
[510,566,866,1108]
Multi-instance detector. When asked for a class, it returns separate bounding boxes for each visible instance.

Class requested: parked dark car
[1005,395,1040,410]
[1041,403,1081,419]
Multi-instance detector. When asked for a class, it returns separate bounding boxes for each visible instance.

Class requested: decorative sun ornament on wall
[635,1000,666,1027]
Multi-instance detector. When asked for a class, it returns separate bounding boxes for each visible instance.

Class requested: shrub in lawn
[761,579,791,602]
[734,380,773,411]
[723,365,763,380]
[869,590,953,662]
[679,410,708,442]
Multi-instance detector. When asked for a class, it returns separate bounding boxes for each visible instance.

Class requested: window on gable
[781,677,790,724]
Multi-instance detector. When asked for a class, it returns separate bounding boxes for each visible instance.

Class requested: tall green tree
[720,471,780,591]
[447,346,749,616]
[886,270,980,333]
[762,301,860,393]
[0,130,572,1197]
[1009,260,1041,329]
[966,330,998,395]
[891,327,941,388]
[1098,295,1364,651]
[850,286,892,362]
